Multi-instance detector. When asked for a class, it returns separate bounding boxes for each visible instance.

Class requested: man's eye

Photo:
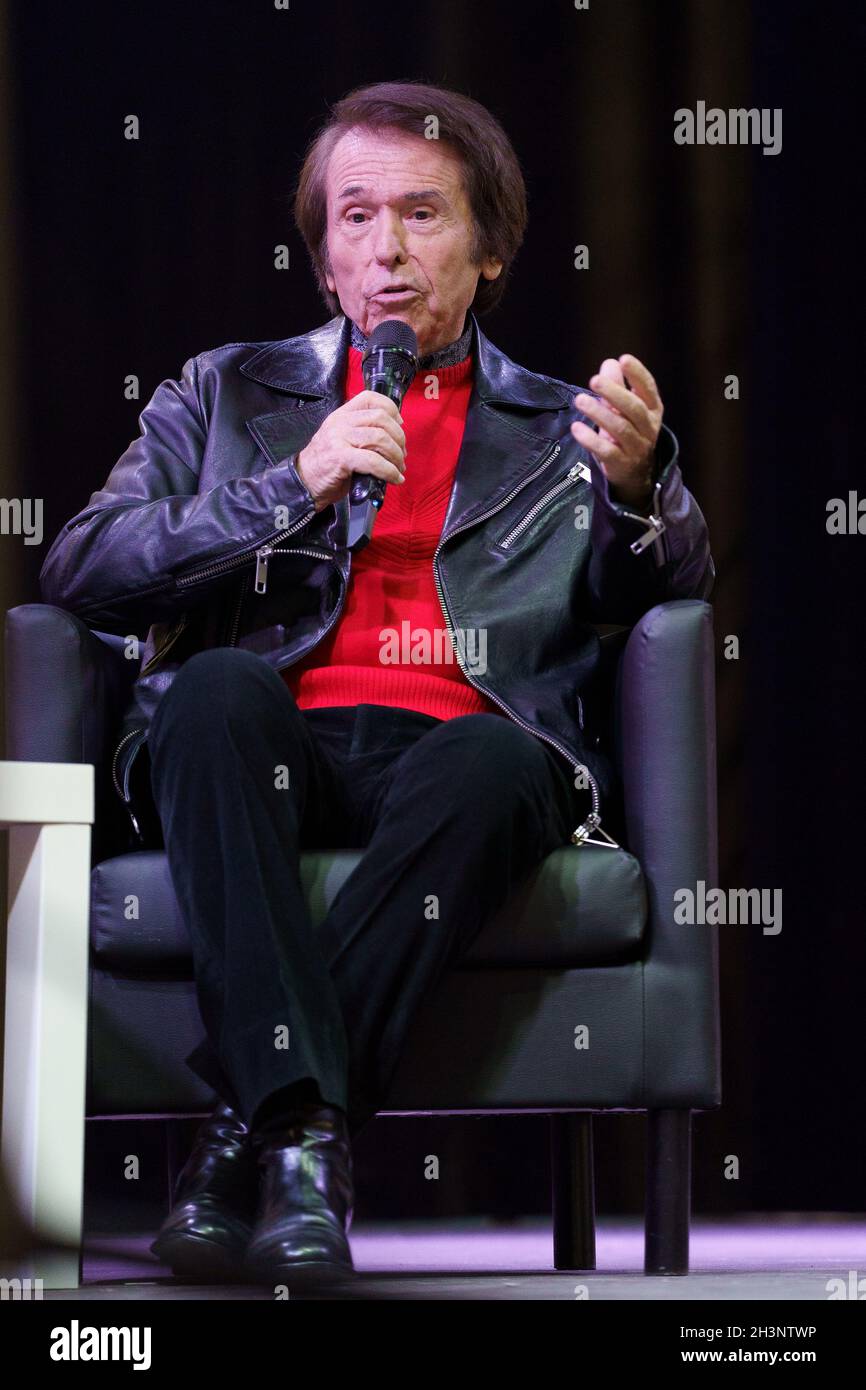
[347,211,367,224]
[411,209,433,220]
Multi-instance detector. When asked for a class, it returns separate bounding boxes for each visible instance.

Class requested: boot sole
[243,1254,358,1290]
[151,1229,247,1282]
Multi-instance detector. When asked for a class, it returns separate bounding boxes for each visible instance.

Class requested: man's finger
[570,419,625,465]
[585,374,651,435]
[597,357,625,386]
[617,354,662,412]
[574,392,642,454]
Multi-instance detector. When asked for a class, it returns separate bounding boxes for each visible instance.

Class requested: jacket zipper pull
[572,811,619,848]
[255,544,273,595]
[572,810,602,845]
[629,513,666,555]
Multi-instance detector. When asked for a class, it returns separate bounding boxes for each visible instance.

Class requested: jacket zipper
[226,573,247,647]
[492,441,563,526]
[223,541,337,650]
[499,455,587,549]
[616,475,667,558]
[144,514,311,671]
[112,724,148,811]
[252,543,335,596]
[174,504,317,593]
[431,463,619,849]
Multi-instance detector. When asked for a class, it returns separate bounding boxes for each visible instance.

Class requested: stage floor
[36,1214,866,1300]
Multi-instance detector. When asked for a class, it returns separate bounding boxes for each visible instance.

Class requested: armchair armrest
[5,604,140,861]
[614,599,721,1105]
[5,604,136,764]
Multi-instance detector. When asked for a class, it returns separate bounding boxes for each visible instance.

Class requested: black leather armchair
[3,597,720,1285]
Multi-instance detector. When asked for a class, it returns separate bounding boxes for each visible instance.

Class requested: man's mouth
[369,286,420,302]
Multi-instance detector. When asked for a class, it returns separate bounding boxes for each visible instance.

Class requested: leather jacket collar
[239,310,568,408]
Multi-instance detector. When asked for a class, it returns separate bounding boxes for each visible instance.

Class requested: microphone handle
[349,473,386,507]
[349,376,405,506]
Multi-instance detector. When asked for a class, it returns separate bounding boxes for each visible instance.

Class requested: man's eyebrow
[400,189,448,204]
[335,185,448,205]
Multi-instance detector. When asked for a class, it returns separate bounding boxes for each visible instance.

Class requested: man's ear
[481,256,503,282]
[323,240,336,294]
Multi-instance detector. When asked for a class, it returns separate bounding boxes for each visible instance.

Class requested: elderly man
[40,80,713,1289]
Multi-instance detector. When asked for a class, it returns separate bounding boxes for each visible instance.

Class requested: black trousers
[144,647,590,1139]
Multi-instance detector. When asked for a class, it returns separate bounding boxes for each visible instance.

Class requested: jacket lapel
[243,316,352,546]
[437,398,559,539]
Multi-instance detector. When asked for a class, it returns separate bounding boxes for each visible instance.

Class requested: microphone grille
[368,319,419,358]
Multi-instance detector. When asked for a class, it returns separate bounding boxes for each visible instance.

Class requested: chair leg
[644,1108,691,1274]
[2,818,91,1290]
[549,1113,596,1270]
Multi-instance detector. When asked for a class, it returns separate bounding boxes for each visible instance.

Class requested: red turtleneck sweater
[281,344,505,722]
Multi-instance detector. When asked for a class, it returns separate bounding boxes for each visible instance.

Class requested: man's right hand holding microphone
[294,390,407,512]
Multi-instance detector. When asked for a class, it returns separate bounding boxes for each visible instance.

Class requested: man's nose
[371,210,408,265]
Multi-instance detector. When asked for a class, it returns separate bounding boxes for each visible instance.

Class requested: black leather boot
[243,1103,357,1290]
[150,1099,259,1280]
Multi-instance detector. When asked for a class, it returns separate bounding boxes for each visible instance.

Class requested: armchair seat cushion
[90,844,647,973]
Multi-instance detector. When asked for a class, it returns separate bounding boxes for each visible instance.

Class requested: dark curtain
[2,0,862,1218]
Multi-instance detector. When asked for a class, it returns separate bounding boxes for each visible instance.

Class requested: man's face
[323,126,502,356]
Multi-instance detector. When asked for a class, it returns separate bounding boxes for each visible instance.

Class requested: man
[39,80,713,1289]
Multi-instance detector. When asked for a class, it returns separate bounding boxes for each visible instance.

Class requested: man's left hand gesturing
[571,354,664,514]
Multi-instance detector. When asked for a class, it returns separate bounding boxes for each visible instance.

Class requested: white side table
[0,760,93,1289]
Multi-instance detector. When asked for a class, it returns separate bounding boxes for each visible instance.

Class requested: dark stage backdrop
[1,0,862,1223]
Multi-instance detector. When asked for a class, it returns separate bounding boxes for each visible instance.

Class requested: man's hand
[295,390,407,512]
[570,354,664,513]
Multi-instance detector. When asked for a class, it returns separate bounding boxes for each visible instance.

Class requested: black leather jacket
[39,311,714,847]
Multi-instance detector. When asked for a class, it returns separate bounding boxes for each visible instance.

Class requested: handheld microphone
[347,318,418,550]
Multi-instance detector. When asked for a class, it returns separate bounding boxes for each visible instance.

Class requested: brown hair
[292,79,528,316]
